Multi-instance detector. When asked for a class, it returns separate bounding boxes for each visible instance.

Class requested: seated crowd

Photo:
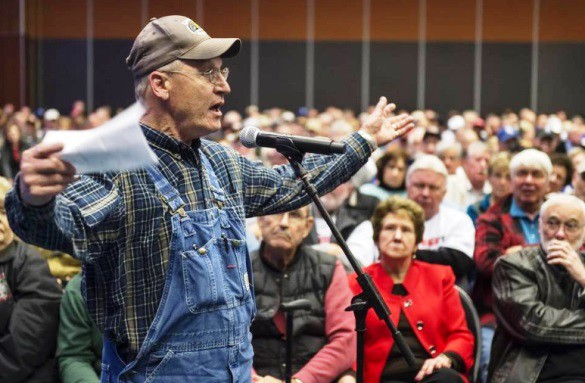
[1,100,585,383]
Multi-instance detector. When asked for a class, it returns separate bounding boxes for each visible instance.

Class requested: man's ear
[149,71,170,100]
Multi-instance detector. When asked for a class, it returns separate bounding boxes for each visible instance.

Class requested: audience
[360,147,409,200]
[444,141,492,211]
[548,153,573,194]
[348,197,474,383]
[473,149,552,383]
[466,152,512,227]
[251,206,355,383]
[56,273,103,383]
[0,177,62,383]
[2,98,585,383]
[406,155,476,290]
[491,194,585,382]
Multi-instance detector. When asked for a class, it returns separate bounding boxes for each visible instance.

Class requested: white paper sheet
[43,103,158,174]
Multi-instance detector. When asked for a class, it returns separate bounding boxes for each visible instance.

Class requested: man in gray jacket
[490,193,585,383]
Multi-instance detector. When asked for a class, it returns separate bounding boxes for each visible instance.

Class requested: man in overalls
[6,15,413,383]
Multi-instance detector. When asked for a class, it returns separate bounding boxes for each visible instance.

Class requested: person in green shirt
[56,273,103,383]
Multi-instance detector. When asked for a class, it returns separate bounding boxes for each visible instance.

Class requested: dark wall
[257,41,306,112]
[370,42,418,113]
[40,40,87,113]
[426,43,475,114]
[34,39,585,117]
[538,43,585,115]
[3,0,585,117]
[94,39,135,110]
[481,43,532,115]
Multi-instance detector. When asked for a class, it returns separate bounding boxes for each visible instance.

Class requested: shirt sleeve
[6,173,123,261]
[294,261,356,383]
[240,133,374,218]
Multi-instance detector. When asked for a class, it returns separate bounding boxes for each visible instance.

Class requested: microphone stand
[274,137,415,383]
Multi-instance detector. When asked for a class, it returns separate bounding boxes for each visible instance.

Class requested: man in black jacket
[0,177,62,383]
[491,193,585,383]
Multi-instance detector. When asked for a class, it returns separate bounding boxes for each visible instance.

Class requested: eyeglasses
[543,218,584,234]
[163,67,229,85]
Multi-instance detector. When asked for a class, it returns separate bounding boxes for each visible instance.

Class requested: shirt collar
[140,123,201,155]
[510,198,535,219]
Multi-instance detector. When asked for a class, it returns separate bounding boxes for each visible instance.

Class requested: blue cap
[497,126,519,143]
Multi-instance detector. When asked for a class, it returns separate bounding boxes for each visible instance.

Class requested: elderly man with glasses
[489,194,585,383]
[250,206,355,383]
[6,15,413,383]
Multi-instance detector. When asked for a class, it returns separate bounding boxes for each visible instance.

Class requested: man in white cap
[40,108,60,139]
[6,15,414,383]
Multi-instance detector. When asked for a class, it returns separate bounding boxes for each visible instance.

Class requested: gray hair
[509,149,553,178]
[540,193,585,218]
[436,141,462,157]
[465,141,490,159]
[134,60,183,103]
[406,154,448,184]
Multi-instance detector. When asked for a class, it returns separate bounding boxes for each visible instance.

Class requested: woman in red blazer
[348,197,474,383]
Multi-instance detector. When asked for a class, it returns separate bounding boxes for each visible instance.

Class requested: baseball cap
[44,108,60,121]
[447,115,465,131]
[126,15,241,78]
[497,126,519,143]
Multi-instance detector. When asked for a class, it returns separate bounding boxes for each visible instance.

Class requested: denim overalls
[101,153,255,382]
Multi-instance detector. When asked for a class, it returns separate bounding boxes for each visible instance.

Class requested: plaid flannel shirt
[6,125,373,358]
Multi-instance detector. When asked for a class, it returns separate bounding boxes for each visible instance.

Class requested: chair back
[455,285,481,383]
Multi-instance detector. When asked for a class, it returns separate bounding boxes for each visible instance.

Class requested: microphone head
[240,126,259,148]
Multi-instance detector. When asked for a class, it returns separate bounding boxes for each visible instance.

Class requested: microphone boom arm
[274,137,415,383]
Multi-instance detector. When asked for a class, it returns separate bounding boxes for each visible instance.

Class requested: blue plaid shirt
[6,125,373,358]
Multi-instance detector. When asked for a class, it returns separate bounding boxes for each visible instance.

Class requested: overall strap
[199,151,227,209]
[146,165,187,217]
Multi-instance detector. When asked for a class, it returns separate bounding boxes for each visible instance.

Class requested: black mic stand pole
[274,138,415,383]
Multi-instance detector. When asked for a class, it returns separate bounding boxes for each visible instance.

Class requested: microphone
[239,126,346,155]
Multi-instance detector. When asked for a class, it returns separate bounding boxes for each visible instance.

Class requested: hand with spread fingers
[360,97,415,146]
[18,142,77,207]
[414,354,453,381]
[546,239,585,287]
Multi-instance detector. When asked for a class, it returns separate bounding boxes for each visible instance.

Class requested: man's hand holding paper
[19,103,156,207]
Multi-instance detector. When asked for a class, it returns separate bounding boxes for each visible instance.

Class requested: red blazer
[348,261,474,383]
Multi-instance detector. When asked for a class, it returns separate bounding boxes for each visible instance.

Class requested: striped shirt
[6,125,373,359]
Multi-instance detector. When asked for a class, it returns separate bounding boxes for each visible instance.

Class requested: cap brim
[180,38,241,60]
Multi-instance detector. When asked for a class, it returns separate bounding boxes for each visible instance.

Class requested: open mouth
[210,102,223,113]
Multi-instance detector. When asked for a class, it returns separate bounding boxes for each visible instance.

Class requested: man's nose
[555,225,567,239]
[279,213,290,226]
[215,75,231,95]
